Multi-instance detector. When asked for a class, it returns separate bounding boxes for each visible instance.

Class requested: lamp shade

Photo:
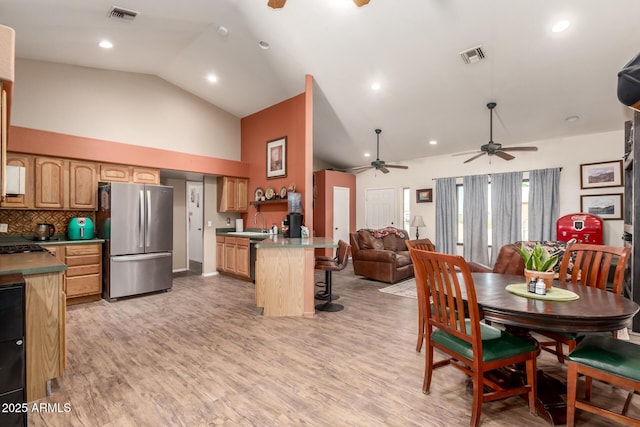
[410,215,425,228]
[0,24,15,83]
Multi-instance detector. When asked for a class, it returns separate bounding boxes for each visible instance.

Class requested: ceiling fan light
[353,0,371,6]
[267,0,287,9]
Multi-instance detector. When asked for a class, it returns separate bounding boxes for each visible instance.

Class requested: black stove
[0,244,49,255]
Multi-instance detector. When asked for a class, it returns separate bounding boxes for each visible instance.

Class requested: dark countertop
[0,252,67,276]
[0,234,104,246]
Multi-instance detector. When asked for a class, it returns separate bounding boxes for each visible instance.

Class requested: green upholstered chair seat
[432,321,536,363]
[567,335,640,382]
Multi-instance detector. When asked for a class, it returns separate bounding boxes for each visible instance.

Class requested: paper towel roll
[235,219,243,232]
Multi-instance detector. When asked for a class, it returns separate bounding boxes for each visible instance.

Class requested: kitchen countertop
[254,236,336,249]
[0,235,105,246]
[0,252,67,276]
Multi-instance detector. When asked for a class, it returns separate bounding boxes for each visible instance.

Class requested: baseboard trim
[202,271,218,277]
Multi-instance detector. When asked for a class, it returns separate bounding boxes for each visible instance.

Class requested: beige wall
[164,178,187,272]
[356,129,626,247]
[12,59,241,160]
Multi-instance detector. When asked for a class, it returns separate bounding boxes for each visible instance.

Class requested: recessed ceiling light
[429,140,437,145]
[98,40,113,49]
[207,74,218,83]
[258,40,270,50]
[371,82,381,91]
[364,153,371,157]
[216,26,229,37]
[565,115,579,123]
[552,20,570,33]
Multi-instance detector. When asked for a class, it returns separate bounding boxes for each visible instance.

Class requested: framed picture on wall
[580,193,623,220]
[416,188,433,203]
[266,136,287,179]
[580,160,623,189]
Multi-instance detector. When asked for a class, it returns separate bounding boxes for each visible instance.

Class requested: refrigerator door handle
[139,190,145,248]
[112,253,172,262]
[146,190,151,248]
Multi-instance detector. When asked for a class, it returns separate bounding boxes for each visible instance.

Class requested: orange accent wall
[8,126,248,177]
[240,93,308,229]
[314,169,357,256]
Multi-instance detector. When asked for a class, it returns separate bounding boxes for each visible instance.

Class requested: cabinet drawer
[66,244,100,256]
[65,254,101,267]
[66,264,101,277]
[65,274,101,297]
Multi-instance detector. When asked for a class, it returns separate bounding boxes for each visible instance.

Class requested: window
[456,180,530,245]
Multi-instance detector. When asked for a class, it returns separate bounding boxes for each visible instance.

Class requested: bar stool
[315,240,349,312]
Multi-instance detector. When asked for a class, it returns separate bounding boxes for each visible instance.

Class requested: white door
[365,187,397,229]
[333,186,350,244]
[187,181,203,264]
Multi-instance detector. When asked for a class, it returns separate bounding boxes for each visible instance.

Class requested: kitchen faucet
[254,211,265,233]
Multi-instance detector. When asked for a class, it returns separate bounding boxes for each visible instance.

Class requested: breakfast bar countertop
[0,252,68,276]
[0,235,105,246]
[254,236,336,249]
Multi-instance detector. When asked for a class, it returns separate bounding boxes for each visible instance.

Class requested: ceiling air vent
[107,6,139,21]
[459,45,485,64]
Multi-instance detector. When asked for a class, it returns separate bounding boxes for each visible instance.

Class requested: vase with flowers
[514,242,559,289]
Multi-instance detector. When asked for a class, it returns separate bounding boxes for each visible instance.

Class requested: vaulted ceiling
[1,0,638,170]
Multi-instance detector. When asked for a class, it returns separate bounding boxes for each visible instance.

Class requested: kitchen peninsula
[254,236,337,317]
[0,250,67,401]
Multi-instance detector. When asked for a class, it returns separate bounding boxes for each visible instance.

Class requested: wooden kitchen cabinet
[1,152,34,208]
[64,243,102,305]
[216,235,250,279]
[69,161,97,209]
[35,156,66,209]
[217,176,249,212]
[132,167,160,184]
[99,163,160,185]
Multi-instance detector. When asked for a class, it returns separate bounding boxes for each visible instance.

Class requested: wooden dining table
[466,273,640,425]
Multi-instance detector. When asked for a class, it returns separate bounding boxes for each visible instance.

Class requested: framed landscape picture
[580,193,623,220]
[266,136,287,179]
[416,188,433,203]
[580,160,623,189]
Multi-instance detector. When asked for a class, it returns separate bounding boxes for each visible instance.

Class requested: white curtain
[491,171,523,264]
[435,177,457,254]
[528,168,560,240]
[463,174,489,265]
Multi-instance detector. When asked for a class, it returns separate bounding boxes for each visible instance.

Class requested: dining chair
[409,248,537,427]
[536,243,631,363]
[405,239,435,352]
[566,335,640,426]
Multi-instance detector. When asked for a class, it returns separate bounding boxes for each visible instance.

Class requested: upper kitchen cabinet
[217,176,248,212]
[35,156,66,209]
[99,163,160,185]
[1,153,34,208]
[69,161,97,210]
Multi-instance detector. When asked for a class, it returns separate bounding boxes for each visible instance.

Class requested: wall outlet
[0,223,8,233]
[207,220,212,228]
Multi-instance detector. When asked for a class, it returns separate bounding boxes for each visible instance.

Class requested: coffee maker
[287,192,303,238]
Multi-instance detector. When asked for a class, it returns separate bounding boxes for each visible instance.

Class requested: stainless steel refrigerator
[98,182,173,301]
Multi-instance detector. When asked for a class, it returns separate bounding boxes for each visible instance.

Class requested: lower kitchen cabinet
[47,244,102,305]
[216,236,250,280]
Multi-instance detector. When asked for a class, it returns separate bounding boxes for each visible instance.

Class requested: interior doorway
[333,186,350,244]
[186,181,203,275]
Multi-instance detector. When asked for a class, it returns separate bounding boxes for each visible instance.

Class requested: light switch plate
[207,221,212,227]
[0,224,8,233]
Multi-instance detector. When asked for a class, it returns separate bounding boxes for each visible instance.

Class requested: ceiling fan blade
[494,151,515,161]
[353,0,371,5]
[453,150,482,157]
[464,152,487,163]
[351,165,373,171]
[267,0,287,8]
[499,146,538,152]
[385,164,409,169]
[379,166,390,174]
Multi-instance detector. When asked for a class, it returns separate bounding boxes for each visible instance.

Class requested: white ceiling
[1,0,639,171]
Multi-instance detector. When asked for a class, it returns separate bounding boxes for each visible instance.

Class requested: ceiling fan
[461,102,538,163]
[268,0,370,8]
[352,129,409,174]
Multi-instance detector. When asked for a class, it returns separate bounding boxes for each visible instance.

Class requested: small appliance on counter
[33,223,55,241]
[68,217,95,240]
[287,192,303,238]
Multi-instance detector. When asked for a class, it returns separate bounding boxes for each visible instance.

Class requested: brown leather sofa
[349,228,434,284]
[467,244,525,275]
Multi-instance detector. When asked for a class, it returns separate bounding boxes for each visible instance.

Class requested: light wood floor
[29,265,638,426]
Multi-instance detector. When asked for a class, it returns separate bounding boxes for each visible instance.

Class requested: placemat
[506,283,579,301]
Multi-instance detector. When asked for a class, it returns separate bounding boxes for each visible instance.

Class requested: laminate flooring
[29,265,639,426]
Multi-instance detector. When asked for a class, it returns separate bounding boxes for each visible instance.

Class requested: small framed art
[266,136,287,179]
[580,193,623,220]
[580,160,623,189]
[416,188,433,203]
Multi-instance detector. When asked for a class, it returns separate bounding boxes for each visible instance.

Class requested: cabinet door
[99,164,131,182]
[223,238,237,273]
[132,167,160,184]
[216,236,225,271]
[235,238,250,278]
[1,153,34,208]
[225,177,237,211]
[69,161,97,210]
[35,157,66,209]
[236,178,248,212]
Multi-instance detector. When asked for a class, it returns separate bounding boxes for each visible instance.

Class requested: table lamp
[410,215,425,240]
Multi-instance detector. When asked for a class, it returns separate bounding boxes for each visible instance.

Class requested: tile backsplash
[0,210,96,235]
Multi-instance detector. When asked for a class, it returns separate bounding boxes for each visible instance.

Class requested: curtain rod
[431,167,562,181]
